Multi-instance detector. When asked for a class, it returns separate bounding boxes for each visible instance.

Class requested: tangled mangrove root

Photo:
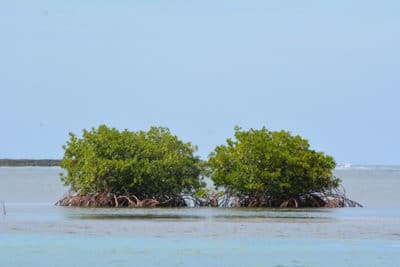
[190,186,362,208]
[56,185,362,208]
[56,192,187,208]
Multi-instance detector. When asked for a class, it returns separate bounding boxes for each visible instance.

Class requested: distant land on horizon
[0,159,398,169]
[0,159,61,167]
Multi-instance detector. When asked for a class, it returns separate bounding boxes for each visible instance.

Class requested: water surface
[1,167,400,266]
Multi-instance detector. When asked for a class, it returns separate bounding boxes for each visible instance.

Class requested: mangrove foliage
[58,125,205,207]
[57,125,361,208]
[207,126,361,208]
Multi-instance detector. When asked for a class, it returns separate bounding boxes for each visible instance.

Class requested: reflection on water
[75,214,205,220]
[2,203,399,241]
[7,204,333,221]
[70,207,332,221]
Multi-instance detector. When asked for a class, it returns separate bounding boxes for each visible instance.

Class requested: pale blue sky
[1,1,399,164]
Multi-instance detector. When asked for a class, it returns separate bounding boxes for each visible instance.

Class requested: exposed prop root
[56,192,169,208]
[280,198,298,208]
[188,185,362,208]
[56,185,362,209]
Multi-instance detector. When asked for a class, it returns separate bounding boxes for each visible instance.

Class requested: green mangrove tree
[207,126,360,207]
[58,125,205,207]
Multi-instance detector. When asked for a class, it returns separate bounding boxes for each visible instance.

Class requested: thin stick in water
[1,201,6,216]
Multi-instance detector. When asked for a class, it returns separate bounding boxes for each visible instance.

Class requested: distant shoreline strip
[0,159,60,167]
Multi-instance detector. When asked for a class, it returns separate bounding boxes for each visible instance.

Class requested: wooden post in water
[1,201,6,216]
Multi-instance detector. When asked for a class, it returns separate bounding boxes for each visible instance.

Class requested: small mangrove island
[0,159,60,167]
[57,125,361,208]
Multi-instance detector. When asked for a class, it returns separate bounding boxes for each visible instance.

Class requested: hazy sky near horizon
[1,1,399,164]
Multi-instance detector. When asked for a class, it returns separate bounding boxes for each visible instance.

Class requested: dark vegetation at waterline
[0,159,60,167]
[57,125,362,208]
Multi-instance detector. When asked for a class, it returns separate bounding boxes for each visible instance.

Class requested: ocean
[1,166,399,267]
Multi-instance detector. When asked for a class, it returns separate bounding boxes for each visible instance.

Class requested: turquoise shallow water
[1,167,400,266]
[2,234,400,267]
